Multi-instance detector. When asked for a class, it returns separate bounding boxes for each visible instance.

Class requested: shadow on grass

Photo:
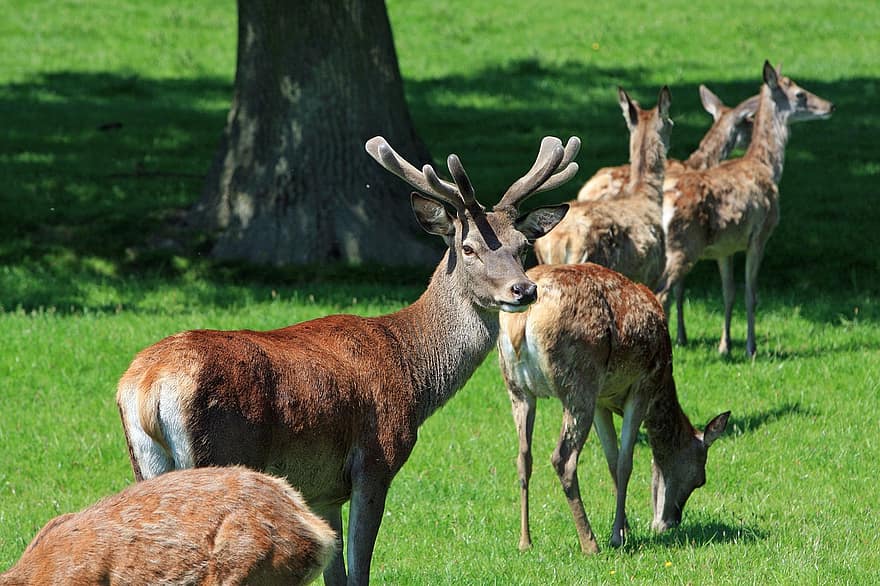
[629,518,768,549]
[1,63,878,314]
[726,402,817,436]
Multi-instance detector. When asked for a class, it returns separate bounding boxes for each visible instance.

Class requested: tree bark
[188,0,439,265]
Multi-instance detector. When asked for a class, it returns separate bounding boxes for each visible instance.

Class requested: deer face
[764,61,835,123]
[368,135,579,313]
[650,411,730,532]
[650,440,708,532]
[412,195,568,312]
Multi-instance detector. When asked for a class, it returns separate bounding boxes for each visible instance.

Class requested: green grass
[1,0,879,583]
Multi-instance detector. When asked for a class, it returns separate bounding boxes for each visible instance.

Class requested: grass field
[1,0,879,583]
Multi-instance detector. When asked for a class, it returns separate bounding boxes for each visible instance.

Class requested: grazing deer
[116,136,578,585]
[655,61,834,356]
[577,85,758,202]
[497,263,730,553]
[0,467,336,585]
[534,87,672,289]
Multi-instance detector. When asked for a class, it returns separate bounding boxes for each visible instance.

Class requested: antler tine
[423,164,465,212]
[496,136,581,209]
[534,136,581,195]
[446,154,480,209]
[365,136,464,211]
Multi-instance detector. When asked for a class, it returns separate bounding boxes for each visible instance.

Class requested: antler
[495,136,581,211]
[365,136,479,214]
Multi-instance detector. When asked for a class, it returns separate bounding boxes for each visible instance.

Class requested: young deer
[0,467,336,585]
[116,136,577,585]
[534,87,672,289]
[497,263,730,554]
[577,85,757,202]
[655,62,834,356]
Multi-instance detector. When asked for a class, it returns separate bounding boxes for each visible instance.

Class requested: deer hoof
[580,537,600,555]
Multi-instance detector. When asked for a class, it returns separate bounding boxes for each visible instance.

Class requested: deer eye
[462,244,476,256]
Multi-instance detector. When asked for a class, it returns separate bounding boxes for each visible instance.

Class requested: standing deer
[577,85,757,202]
[497,263,730,554]
[116,135,578,585]
[655,61,834,356]
[1,467,336,585]
[534,87,672,289]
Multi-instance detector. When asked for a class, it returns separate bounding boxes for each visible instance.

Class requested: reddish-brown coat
[536,88,672,289]
[1,467,336,585]
[656,62,834,356]
[498,263,729,553]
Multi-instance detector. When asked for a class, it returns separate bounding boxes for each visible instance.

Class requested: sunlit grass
[1,0,879,583]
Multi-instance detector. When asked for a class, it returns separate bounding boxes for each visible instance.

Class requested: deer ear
[618,87,639,130]
[763,60,780,90]
[699,84,724,120]
[411,192,455,236]
[657,85,672,120]
[515,204,569,243]
[703,411,731,447]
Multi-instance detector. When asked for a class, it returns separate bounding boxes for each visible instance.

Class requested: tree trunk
[188,0,439,265]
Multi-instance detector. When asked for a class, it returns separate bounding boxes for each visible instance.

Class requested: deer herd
[2,61,832,585]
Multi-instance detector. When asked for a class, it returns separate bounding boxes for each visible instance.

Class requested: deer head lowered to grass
[497,262,730,554]
[116,135,578,585]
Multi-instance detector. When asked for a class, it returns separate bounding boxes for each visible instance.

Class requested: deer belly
[266,443,352,508]
[498,327,556,399]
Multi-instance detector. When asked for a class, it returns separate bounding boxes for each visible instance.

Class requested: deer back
[1,467,336,586]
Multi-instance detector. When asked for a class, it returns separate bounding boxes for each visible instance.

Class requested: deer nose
[510,281,538,305]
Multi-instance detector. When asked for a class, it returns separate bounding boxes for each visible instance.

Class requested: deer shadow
[625,517,768,550]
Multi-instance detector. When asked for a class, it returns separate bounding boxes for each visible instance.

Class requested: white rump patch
[119,380,195,479]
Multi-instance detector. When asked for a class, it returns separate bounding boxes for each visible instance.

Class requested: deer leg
[317,506,347,586]
[551,407,599,554]
[656,250,692,346]
[744,242,766,358]
[510,391,537,551]
[592,407,619,492]
[717,256,736,354]
[346,467,391,586]
[593,406,630,533]
[610,394,645,548]
[673,279,688,346]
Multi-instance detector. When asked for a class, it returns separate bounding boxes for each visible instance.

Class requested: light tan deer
[534,87,672,289]
[655,61,834,356]
[0,467,336,585]
[116,136,578,585]
[497,263,730,554]
[577,85,758,202]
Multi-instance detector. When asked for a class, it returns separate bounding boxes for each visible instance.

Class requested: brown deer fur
[535,87,672,289]
[497,263,730,554]
[0,467,336,585]
[577,85,757,202]
[655,61,834,356]
[116,136,578,586]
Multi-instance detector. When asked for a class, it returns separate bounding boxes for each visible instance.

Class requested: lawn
[1,0,878,583]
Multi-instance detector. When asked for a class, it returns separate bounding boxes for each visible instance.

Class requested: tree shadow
[1,62,877,314]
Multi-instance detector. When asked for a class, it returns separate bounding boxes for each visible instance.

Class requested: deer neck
[625,127,666,204]
[683,119,735,171]
[644,371,696,461]
[745,86,790,183]
[383,252,499,426]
